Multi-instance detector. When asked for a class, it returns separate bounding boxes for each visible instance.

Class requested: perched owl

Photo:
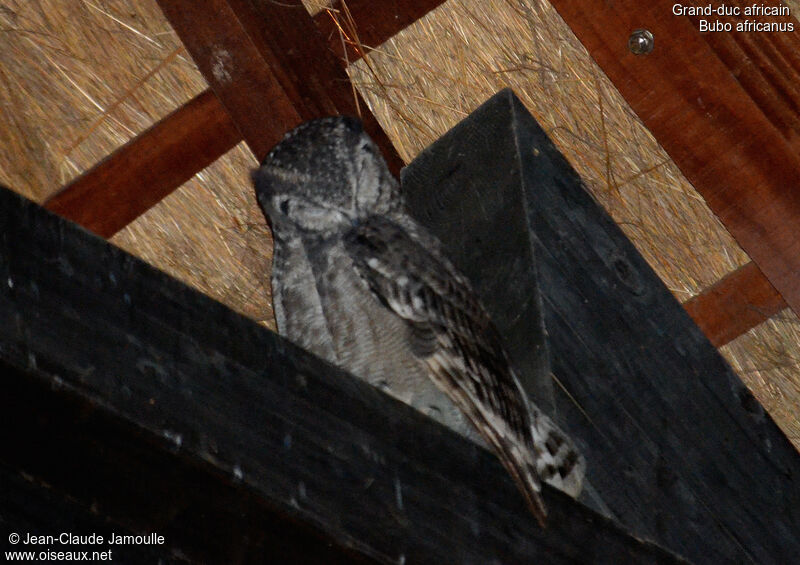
[252,116,585,524]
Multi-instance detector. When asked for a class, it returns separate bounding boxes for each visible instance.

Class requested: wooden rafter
[44,90,240,238]
[684,261,788,347]
[155,0,399,170]
[41,0,798,348]
[45,0,444,238]
[547,0,800,322]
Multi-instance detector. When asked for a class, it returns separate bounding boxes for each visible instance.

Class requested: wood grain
[402,90,800,564]
[155,0,402,172]
[43,90,240,238]
[47,0,442,237]
[684,261,788,347]
[547,0,800,321]
[687,4,800,150]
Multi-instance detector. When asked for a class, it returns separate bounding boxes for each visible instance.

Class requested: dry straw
[0,0,797,445]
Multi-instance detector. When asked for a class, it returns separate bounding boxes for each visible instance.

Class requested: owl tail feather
[484,432,549,527]
[531,413,586,499]
[514,457,550,528]
[483,415,585,527]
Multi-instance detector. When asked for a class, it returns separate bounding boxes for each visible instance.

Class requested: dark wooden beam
[0,183,686,564]
[684,261,788,347]
[43,90,240,238]
[547,0,800,321]
[1,358,376,565]
[402,90,800,565]
[1,463,189,564]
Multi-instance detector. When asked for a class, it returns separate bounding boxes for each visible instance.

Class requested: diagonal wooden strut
[46,0,445,238]
[44,89,240,238]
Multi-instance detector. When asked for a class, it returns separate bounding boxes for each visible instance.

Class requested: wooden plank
[684,261,788,347]
[687,6,800,151]
[546,0,800,321]
[1,461,201,565]
[153,0,295,161]
[43,90,240,238]
[155,0,402,173]
[1,358,375,565]
[0,184,686,564]
[316,0,445,61]
[402,89,800,565]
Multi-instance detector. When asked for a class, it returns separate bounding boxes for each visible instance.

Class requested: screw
[628,29,654,55]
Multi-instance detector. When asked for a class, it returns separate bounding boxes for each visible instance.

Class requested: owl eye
[274,197,290,215]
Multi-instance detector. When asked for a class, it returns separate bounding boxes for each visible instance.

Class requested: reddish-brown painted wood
[155,0,403,174]
[687,6,800,151]
[44,89,240,238]
[684,262,788,347]
[316,0,445,62]
[47,0,796,349]
[46,0,441,237]
[548,0,800,320]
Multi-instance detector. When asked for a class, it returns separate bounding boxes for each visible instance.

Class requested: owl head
[253,116,400,236]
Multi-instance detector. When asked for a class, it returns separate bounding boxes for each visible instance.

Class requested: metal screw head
[628,29,654,55]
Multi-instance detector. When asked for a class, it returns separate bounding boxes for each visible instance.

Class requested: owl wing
[270,223,339,364]
[343,215,584,525]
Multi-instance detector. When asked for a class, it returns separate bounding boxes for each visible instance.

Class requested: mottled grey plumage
[252,116,585,524]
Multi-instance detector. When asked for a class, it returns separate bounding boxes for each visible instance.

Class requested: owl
[252,116,585,524]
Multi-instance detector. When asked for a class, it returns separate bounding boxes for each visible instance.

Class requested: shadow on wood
[402,89,800,565]
[1,163,684,562]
